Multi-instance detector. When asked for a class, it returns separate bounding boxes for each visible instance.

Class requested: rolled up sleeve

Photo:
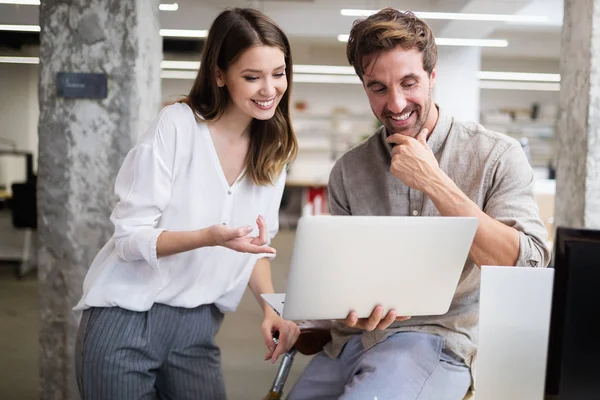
[483,141,551,268]
[110,109,176,270]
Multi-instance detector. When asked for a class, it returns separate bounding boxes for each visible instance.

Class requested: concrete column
[37,1,161,398]
[555,0,600,229]
[434,46,481,123]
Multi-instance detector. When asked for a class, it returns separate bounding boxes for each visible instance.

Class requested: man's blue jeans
[287,331,471,400]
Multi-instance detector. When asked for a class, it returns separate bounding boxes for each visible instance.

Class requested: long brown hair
[346,8,438,79]
[182,8,297,186]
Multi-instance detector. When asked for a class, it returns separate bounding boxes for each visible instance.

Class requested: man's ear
[215,67,225,87]
[430,66,436,86]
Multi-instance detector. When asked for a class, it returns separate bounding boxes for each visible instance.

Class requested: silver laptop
[262,215,478,321]
[475,266,554,400]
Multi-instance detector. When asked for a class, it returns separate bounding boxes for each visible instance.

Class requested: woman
[74,8,300,400]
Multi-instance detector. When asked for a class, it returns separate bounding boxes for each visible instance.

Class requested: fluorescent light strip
[0,1,178,8]
[1,25,201,37]
[337,34,507,47]
[159,3,178,11]
[0,56,39,64]
[436,38,508,47]
[340,9,548,23]
[292,74,361,84]
[161,70,197,80]
[161,60,200,70]
[0,0,40,4]
[160,29,207,38]
[293,64,355,75]
[479,80,560,91]
[415,11,548,23]
[0,24,40,32]
[478,71,560,82]
[2,26,208,38]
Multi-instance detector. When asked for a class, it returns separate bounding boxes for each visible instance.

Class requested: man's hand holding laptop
[343,305,411,331]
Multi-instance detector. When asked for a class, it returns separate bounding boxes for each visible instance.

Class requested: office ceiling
[0,0,564,60]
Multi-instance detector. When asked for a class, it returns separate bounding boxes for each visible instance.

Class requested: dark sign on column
[56,72,108,99]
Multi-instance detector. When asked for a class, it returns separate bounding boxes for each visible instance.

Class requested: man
[288,8,550,400]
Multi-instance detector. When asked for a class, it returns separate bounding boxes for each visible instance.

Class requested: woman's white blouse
[74,103,285,313]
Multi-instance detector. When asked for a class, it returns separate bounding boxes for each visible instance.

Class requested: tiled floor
[0,210,311,400]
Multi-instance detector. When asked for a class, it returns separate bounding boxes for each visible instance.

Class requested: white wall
[0,63,39,191]
[435,46,481,123]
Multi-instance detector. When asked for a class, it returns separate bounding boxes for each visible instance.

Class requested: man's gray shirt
[324,107,551,367]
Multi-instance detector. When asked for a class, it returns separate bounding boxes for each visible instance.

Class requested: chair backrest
[475,266,554,400]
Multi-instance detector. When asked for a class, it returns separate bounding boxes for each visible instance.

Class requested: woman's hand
[261,309,300,364]
[209,215,275,254]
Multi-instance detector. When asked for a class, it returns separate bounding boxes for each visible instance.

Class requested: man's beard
[381,89,433,137]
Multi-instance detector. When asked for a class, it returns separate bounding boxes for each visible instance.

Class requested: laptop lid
[280,215,478,321]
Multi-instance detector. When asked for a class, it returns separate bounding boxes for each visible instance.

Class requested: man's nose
[387,89,407,114]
